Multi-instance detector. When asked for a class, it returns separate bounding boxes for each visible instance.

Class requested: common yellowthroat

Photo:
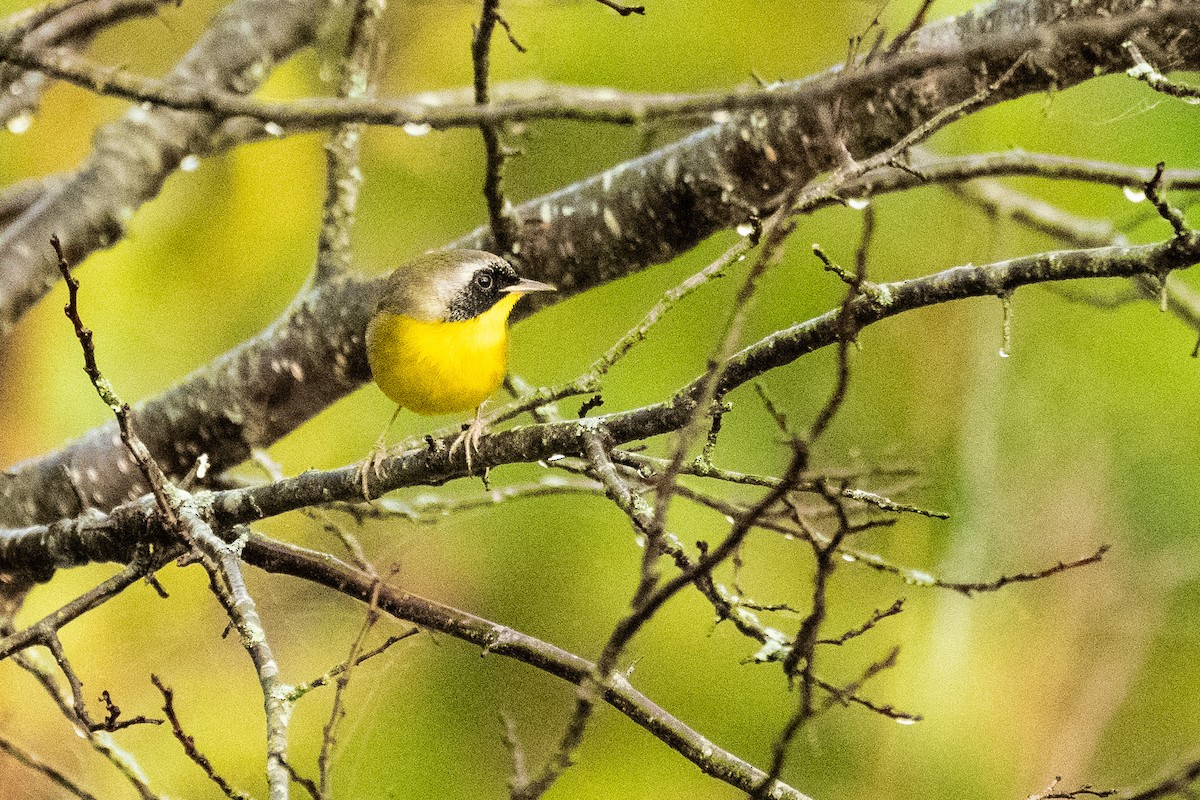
[365,249,555,471]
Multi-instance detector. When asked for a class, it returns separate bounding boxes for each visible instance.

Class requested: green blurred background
[1,0,1198,797]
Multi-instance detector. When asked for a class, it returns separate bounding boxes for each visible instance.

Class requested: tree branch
[4,233,1194,574]
[240,532,816,800]
[0,0,331,335]
[3,0,1198,529]
[313,0,383,285]
[0,0,171,130]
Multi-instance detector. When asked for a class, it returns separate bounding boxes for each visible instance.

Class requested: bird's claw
[450,407,489,474]
[358,433,390,501]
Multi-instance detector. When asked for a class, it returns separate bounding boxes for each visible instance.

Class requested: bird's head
[376,250,555,323]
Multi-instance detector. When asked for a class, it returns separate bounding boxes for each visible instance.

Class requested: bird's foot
[358,406,404,501]
[449,405,489,474]
[358,431,391,501]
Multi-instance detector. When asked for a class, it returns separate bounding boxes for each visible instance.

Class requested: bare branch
[6,0,1200,521]
[594,0,644,16]
[1025,775,1117,800]
[0,735,99,800]
[53,253,289,800]
[4,1,1192,797]
[817,598,905,646]
[151,674,252,800]
[500,712,530,797]
[486,237,744,428]
[52,235,176,521]
[0,548,176,661]
[4,6,1196,135]
[287,629,417,701]
[180,514,290,800]
[319,577,384,795]
[242,531,815,800]
[0,0,328,336]
[1124,39,1200,101]
[886,0,936,55]
[1144,161,1191,240]
[314,0,385,284]
[329,477,604,524]
[7,647,161,798]
[1122,755,1200,800]
[0,0,171,128]
[940,545,1110,597]
[473,0,520,254]
[4,233,1195,580]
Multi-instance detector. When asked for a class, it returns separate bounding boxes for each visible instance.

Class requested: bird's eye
[474,272,494,291]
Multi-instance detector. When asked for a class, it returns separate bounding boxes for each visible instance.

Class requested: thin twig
[7,647,161,799]
[330,477,603,524]
[1024,775,1117,800]
[151,674,252,800]
[1143,161,1190,240]
[613,450,947,519]
[753,483,863,800]
[942,545,1110,597]
[594,0,644,15]
[946,177,1200,333]
[500,713,530,797]
[886,0,936,55]
[280,757,321,800]
[96,688,163,732]
[1124,39,1200,101]
[813,648,919,722]
[473,0,520,254]
[313,0,386,283]
[484,238,746,429]
[51,235,176,523]
[752,227,877,795]
[0,548,177,661]
[817,598,905,646]
[518,445,809,800]
[304,507,376,573]
[287,630,417,701]
[0,735,99,800]
[638,198,800,627]
[319,577,385,796]
[242,530,815,800]
[1122,754,1200,800]
[180,515,290,800]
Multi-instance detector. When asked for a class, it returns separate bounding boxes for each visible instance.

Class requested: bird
[364,249,555,482]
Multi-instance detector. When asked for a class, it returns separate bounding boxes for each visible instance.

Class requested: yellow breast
[366,293,520,415]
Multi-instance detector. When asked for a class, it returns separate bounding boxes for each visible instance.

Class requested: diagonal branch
[3,229,1197,577]
[3,0,1199,529]
[0,735,99,800]
[240,531,816,800]
[0,0,331,336]
[0,0,172,128]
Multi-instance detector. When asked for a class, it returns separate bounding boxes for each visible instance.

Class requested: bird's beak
[502,278,557,294]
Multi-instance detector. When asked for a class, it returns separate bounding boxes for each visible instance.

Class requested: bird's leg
[450,402,489,473]
[358,405,402,500]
